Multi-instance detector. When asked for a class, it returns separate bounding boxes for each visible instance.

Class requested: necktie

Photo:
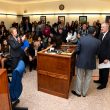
[102,33,105,40]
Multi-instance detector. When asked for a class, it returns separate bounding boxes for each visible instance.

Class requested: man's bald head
[101,22,109,33]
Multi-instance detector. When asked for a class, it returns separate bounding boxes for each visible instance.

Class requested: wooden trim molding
[38,70,68,80]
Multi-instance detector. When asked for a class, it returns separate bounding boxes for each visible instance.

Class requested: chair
[5,57,15,82]
[9,60,28,110]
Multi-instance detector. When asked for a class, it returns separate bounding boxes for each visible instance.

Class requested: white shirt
[102,31,108,40]
[66,32,77,42]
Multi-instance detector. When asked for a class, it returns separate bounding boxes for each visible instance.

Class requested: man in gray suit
[72,27,101,97]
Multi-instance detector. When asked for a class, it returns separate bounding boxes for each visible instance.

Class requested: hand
[104,59,109,64]
[29,56,33,61]
[77,34,80,38]
[22,35,26,41]
[17,37,21,43]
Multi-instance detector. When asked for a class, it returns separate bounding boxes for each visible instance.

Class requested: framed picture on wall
[79,16,87,24]
[40,16,46,24]
[58,16,65,24]
[106,16,110,23]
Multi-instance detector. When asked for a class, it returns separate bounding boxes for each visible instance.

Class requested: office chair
[9,60,28,110]
[4,57,14,82]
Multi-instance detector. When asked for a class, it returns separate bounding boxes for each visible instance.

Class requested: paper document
[98,61,110,69]
[0,53,3,55]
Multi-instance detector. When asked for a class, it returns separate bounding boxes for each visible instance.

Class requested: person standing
[7,27,25,69]
[94,23,110,89]
[78,23,88,38]
[23,19,32,33]
[72,27,101,97]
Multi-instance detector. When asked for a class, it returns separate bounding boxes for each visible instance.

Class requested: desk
[0,69,11,110]
[37,45,76,98]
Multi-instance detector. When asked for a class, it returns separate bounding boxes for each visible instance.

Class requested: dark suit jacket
[23,23,32,32]
[8,35,23,58]
[76,34,101,70]
[98,32,110,63]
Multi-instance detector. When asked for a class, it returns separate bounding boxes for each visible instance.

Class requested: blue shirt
[21,40,29,51]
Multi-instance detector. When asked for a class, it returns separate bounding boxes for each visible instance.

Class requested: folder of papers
[61,52,72,55]
[0,53,3,55]
[98,61,110,69]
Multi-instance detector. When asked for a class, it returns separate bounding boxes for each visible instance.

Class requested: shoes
[82,94,86,97]
[94,80,101,84]
[33,67,36,70]
[29,68,32,72]
[71,90,81,97]
[97,85,106,90]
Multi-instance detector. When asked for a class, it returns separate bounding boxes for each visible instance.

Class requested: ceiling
[1,0,110,3]
[0,0,110,15]
[0,0,63,4]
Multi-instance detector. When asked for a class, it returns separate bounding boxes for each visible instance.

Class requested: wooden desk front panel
[38,54,71,76]
[37,53,75,98]
[38,74,68,98]
[0,69,11,110]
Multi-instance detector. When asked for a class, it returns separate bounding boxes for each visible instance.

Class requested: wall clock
[59,4,65,10]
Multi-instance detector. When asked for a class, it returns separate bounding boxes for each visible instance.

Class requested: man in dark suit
[72,27,101,97]
[94,23,110,89]
[7,27,25,69]
[23,19,32,33]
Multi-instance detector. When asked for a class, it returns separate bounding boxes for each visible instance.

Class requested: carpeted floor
[17,69,110,110]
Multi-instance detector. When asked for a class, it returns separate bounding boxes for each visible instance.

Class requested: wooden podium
[37,45,76,99]
[0,69,12,110]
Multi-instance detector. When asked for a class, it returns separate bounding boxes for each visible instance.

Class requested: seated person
[28,43,37,72]
[33,36,44,52]
[0,39,10,68]
[42,35,48,49]
[42,36,53,49]
[47,37,53,47]
[28,36,44,71]
[27,34,33,44]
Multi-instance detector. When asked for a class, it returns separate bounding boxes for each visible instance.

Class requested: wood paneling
[0,69,11,110]
[37,45,76,99]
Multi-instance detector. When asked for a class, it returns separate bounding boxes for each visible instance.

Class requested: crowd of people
[0,19,110,97]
